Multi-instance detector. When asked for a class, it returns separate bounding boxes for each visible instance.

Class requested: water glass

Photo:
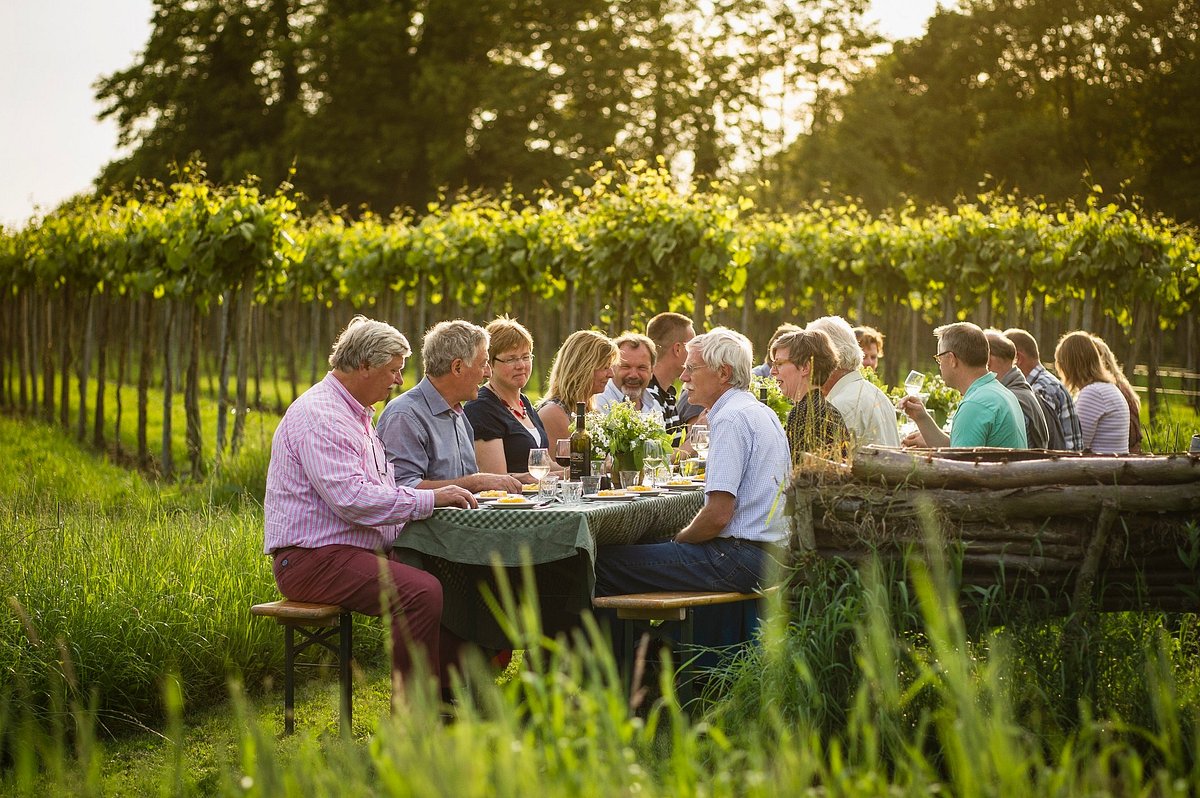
[538,473,560,502]
[560,480,583,505]
[581,474,601,495]
[619,470,640,489]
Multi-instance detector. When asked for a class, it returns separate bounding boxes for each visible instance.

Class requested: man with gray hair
[264,316,477,697]
[900,322,1026,449]
[594,326,791,598]
[984,329,1051,449]
[806,315,900,448]
[377,320,522,492]
[1004,327,1082,451]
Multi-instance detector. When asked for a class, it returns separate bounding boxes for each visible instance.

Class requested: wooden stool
[251,600,353,734]
[593,587,776,705]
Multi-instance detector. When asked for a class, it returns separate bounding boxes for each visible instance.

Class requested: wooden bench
[250,600,353,734]
[593,587,778,705]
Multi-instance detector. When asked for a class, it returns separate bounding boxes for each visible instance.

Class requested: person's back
[997,367,1049,448]
[826,370,901,448]
[1076,381,1130,454]
[950,373,1028,448]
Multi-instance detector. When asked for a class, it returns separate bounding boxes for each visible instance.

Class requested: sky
[0,0,945,229]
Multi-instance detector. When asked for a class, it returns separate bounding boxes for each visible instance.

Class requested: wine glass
[554,438,572,472]
[687,425,709,459]
[643,439,666,486]
[528,448,551,488]
[904,370,926,397]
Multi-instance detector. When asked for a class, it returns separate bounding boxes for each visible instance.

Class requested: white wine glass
[687,425,709,459]
[643,439,666,486]
[527,448,551,488]
[904,370,926,397]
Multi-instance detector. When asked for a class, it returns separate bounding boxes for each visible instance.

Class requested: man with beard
[595,332,660,413]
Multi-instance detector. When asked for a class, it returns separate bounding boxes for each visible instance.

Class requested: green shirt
[949,372,1028,448]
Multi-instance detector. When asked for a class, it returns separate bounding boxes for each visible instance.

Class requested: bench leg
[284,625,296,735]
[339,611,353,734]
[677,611,695,707]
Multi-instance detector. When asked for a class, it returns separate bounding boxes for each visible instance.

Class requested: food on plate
[627,485,657,493]
[477,489,507,498]
[666,479,694,486]
[497,496,529,504]
[596,489,626,497]
[521,483,540,493]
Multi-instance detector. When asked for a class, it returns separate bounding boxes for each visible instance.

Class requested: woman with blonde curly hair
[536,330,618,449]
[1054,331,1130,454]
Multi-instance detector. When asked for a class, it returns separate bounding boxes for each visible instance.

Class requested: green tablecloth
[394,490,703,648]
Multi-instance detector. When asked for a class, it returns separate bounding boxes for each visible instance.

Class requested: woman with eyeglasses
[464,316,549,475]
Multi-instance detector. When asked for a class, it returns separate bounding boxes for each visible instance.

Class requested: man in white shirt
[806,315,901,448]
[594,332,660,413]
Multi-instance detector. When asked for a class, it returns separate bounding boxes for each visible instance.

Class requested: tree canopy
[781,0,1200,223]
[94,0,880,214]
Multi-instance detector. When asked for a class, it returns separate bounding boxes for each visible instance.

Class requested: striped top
[1075,381,1130,455]
[264,372,434,554]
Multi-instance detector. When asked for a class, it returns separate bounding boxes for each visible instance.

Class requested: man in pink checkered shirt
[264,316,476,698]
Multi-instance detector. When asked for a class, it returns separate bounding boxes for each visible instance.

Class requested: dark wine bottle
[569,402,591,480]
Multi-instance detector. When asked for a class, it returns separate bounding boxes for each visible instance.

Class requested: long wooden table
[394,490,704,648]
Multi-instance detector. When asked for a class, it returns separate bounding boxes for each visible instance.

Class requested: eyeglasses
[682,362,708,374]
[494,354,534,366]
[933,350,955,365]
[770,358,793,369]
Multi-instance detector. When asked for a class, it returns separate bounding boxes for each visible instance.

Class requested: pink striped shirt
[264,372,434,553]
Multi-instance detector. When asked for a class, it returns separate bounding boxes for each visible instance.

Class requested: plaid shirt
[1027,364,1083,451]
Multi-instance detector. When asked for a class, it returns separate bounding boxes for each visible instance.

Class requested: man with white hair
[594,327,791,596]
[264,316,477,697]
[806,316,901,448]
[377,320,521,493]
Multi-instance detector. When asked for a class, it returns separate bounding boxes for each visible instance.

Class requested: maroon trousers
[272,544,460,689]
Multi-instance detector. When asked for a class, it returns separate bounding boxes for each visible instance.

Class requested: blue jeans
[594,537,776,596]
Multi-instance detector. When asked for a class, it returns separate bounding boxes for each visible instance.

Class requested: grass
[2,380,1199,794]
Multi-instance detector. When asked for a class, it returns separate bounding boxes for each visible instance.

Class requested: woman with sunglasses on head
[536,330,619,450]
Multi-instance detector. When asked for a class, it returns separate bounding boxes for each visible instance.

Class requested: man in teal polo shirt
[899,322,1027,449]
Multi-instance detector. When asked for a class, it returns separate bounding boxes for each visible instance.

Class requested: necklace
[491,384,527,420]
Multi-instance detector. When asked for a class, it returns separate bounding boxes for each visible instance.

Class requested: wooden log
[851,447,1200,490]
[818,483,1200,522]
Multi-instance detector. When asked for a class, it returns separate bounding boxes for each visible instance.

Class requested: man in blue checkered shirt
[594,327,791,597]
[1004,328,1083,451]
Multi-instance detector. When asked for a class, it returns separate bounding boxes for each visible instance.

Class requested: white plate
[582,493,637,502]
[624,488,665,497]
[663,482,705,491]
[486,499,541,509]
[474,492,510,503]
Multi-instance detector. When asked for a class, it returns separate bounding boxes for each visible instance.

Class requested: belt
[737,539,785,551]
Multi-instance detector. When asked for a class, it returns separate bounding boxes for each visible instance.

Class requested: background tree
[780,0,1200,223]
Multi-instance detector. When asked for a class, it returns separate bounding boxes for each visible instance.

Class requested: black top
[784,391,849,463]
[464,385,549,473]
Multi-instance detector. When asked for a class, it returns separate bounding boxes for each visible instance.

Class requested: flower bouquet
[586,400,673,478]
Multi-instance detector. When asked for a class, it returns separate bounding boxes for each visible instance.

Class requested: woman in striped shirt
[1054,331,1130,455]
